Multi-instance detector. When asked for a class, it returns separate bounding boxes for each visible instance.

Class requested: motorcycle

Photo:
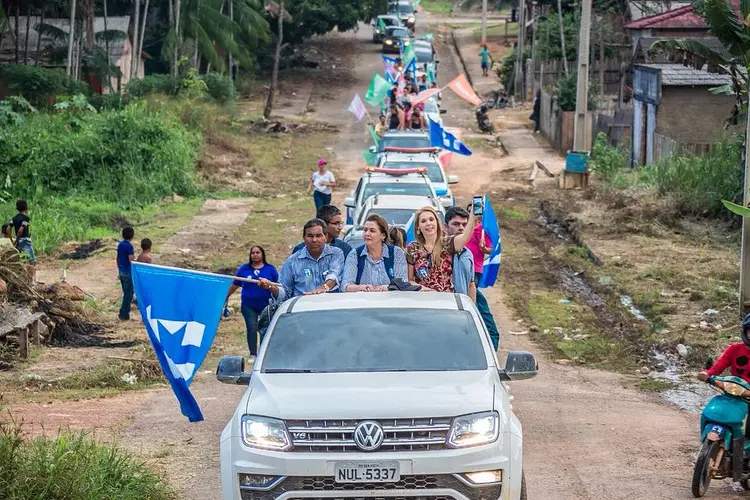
[476,105,493,134]
[693,374,750,497]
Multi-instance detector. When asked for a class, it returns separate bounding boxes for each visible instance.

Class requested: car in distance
[382,26,412,54]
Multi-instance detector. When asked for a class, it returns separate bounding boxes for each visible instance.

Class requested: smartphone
[472,196,484,216]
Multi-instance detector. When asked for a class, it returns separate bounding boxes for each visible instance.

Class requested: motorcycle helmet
[741,313,750,347]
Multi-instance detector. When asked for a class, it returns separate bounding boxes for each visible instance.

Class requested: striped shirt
[277,244,345,302]
[342,244,408,289]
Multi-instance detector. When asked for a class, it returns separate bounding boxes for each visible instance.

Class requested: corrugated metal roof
[625,0,739,29]
[638,63,732,86]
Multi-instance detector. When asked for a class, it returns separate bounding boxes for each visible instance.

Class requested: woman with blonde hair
[406,205,476,292]
[343,214,408,292]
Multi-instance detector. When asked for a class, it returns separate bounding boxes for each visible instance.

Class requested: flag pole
[131,262,283,287]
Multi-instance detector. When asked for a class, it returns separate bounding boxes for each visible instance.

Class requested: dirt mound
[60,239,105,260]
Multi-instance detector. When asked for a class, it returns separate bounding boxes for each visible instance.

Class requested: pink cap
[317,158,327,166]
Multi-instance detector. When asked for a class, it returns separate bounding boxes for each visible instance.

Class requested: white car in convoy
[376,151,457,209]
[344,167,437,225]
[217,292,536,500]
[343,194,445,248]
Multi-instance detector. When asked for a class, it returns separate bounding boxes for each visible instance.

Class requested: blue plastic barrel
[565,151,589,173]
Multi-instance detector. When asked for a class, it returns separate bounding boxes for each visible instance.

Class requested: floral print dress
[405,236,457,292]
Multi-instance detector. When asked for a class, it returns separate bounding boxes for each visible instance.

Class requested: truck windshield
[383,161,444,183]
[362,183,432,199]
[262,308,487,373]
[378,135,430,152]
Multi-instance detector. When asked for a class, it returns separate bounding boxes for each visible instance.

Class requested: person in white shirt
[308,157,336,212]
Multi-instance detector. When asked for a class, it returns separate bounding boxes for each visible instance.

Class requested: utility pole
[739,84,750,317]
[514,0,526,101]
[572,0,592,151]
[481,0,488,45]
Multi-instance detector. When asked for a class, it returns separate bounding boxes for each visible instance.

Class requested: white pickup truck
[217,292,536,500]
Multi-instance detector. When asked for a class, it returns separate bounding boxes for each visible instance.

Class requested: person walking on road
[117,226,136,321]
[479,44,492,77]
[226,245,279,360]
[309,158,336,212]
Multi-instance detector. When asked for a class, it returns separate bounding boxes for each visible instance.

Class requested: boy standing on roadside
[12,200,35,282]
[117,227,136,320]
[136,238,153,264]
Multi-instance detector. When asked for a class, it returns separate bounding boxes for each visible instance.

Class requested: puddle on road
[650,352,715,414]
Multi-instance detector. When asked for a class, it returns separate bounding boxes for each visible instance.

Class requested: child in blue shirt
[117,226,135,320]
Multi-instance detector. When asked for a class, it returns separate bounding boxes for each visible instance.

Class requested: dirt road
[15,16,746,500]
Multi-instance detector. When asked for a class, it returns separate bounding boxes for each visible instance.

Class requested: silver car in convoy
[217,292,536,500]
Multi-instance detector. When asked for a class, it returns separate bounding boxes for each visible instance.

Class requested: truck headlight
[447,411,499,448]
[385,40,393,45]
[408,16,416,23]
[241,415,292,451]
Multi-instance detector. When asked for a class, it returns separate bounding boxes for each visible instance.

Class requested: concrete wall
[657,87,739,145]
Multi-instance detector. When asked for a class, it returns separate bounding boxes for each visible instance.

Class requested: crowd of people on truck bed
[214,170,500,361]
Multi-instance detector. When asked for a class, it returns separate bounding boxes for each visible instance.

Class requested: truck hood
[244,370,495,419]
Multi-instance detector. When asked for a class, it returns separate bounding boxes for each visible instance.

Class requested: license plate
[334,461,400,483]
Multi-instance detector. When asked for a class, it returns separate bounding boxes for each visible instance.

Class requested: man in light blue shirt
[445,207,500,350]
[260,219,345,302]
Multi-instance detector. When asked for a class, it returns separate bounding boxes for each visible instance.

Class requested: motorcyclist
[698,313,750,384]
[475,104,492,133]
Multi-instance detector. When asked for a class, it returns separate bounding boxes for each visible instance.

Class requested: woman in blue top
[225,246,279,359]
[342,214,407,292]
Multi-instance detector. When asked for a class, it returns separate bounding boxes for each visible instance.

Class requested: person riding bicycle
[698,313,750,385]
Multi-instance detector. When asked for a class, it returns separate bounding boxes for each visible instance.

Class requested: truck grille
[240,474,503,500]
[286,418,452,452]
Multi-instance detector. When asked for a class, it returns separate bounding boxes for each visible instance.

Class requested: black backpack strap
[355,245,367,284]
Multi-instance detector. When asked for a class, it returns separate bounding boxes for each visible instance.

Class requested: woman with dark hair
[343,214,407,291]
[389,226,407,249]
[225,245,279,360]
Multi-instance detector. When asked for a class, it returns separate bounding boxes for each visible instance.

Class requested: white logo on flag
[146,305,206,381]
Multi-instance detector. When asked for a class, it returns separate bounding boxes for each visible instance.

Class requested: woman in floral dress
[406,206,476,292]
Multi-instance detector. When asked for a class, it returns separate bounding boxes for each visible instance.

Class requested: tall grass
[641,137,743,218]
[0,409,174,500]
[0,98,203,254]
[591,133,743,219]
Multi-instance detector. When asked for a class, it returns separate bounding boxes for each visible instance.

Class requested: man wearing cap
[309,157,336,212]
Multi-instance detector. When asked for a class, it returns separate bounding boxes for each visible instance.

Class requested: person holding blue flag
[259,218,345,301]
[444,206,500,350]
[225,245,279,360]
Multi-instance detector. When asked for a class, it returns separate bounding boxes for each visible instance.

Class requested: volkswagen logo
[353,421,384,451]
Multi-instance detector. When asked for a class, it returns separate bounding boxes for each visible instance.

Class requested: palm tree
[66,0,77,76]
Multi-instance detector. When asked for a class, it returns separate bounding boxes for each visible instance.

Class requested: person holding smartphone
[466,198,493,284]
[405,204,478,292]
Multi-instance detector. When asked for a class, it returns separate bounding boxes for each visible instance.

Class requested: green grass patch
[637,378,675,392]
[472,22,518,38]
[420,0,455,14]
[0,409,174,499]
[526,291,632,370]
[500,206,529,220]
[0,361,164,403]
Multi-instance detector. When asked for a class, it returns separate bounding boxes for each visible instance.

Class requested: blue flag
[406,58,416,77]
[405,214,416,244]
[428,119,472,156]
[478,197,502,288]
[382,55,399,69]
[131,262,233,422]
